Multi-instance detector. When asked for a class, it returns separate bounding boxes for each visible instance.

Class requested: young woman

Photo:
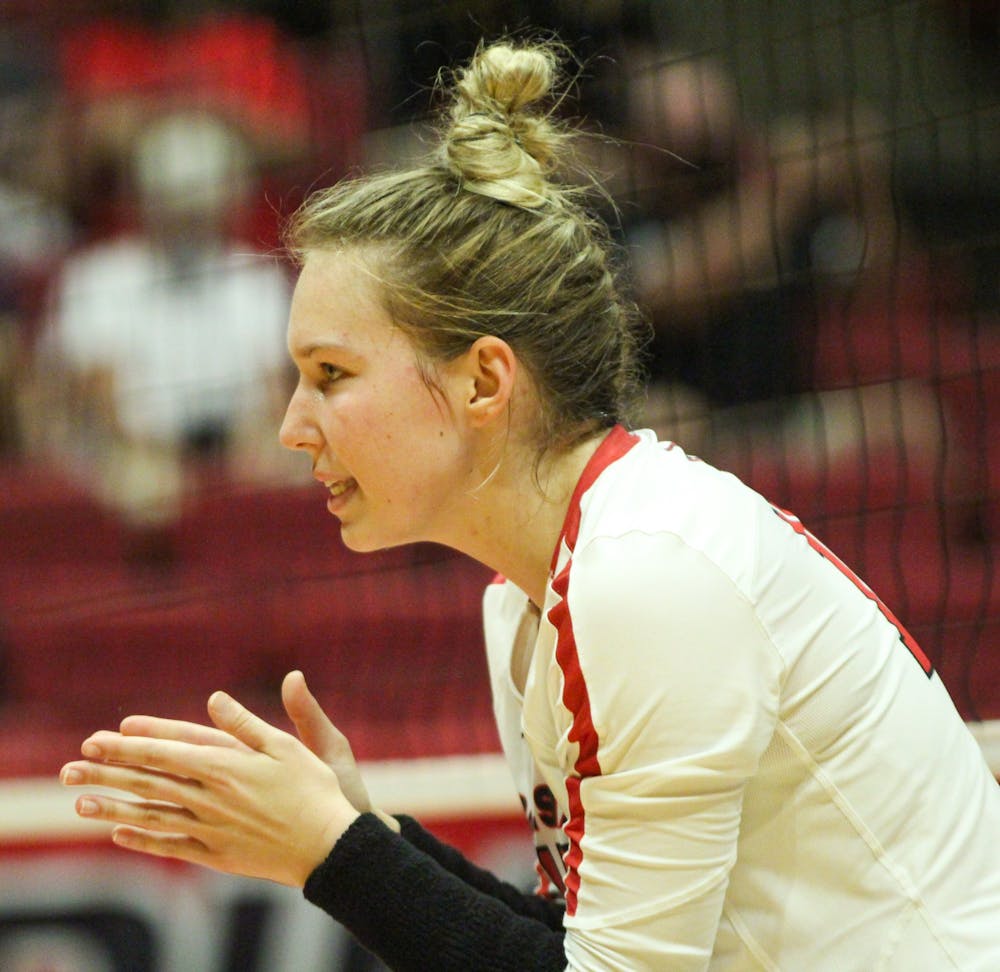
[60,40,1000,971]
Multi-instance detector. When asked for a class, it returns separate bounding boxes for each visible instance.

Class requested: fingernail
[77,798,99,816]
[81,741,101,758]
[209,691,232,712]
[62,768,83,785]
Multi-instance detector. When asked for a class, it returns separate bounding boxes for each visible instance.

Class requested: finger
[282,671,347,762]
[61,759,200,809]
[120,715,251,752]
[207,691,284,755]
[75,730,222,783]
[281,669,312,721]
[75,794,198,835]
[111,825,213,869]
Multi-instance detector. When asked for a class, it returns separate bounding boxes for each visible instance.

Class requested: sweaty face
[279,250,476,551]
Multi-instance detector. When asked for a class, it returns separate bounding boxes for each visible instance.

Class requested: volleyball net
[0,0,996,786]
[0,5,996,968]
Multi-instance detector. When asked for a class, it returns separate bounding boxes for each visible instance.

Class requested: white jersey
[48,237,291,444]
[484,426,1000,972]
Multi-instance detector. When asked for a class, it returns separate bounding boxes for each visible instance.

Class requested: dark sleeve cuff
[394,814,565,931]
[304,813,566,972]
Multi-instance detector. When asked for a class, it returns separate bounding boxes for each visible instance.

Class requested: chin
[339,528,382,554]
[339,523,408,555]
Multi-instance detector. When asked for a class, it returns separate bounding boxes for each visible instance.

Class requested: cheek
[385,393,462,483]
[326,394,417,476]
[384,371,453,441]
[329,366,456,475]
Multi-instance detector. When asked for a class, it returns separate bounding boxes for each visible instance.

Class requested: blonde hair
[286,39,647,452]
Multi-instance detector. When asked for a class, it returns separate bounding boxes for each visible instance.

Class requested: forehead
[288,249,399,354]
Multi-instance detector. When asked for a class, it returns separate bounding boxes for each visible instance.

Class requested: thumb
[208,691,276,753]
[282,671,345,764]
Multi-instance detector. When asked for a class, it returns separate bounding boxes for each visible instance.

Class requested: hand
[280,671,399,832]
[59,691,360,887]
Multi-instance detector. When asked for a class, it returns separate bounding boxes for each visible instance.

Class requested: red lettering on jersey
[518,793,539,832]
[535,845,568,896]
[533,785,565,829]
[772,507,933,676]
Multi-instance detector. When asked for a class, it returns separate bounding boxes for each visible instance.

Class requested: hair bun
[443,41,567,208]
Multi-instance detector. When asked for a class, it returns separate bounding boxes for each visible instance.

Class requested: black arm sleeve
[394,815,565,930]
[303,813,567,972]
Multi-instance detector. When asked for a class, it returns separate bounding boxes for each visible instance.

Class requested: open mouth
[325,479,355,497]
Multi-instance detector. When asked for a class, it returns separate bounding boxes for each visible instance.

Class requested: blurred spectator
[0,26,74,457]
[56,3,313,244]
[36,108,294,565]
[617,50,948,477]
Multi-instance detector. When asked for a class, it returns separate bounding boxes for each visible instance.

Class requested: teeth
[328,480,352,497]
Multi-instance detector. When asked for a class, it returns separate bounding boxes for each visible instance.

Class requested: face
[279,250,478,552]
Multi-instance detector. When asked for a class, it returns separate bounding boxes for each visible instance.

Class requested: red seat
[5,590,271,727]
[263,552,497,759]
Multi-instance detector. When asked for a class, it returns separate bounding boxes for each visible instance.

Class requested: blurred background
[0,1,997,969]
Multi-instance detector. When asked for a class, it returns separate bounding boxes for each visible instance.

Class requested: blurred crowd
[0,0,997,566]
[0,0,367,561]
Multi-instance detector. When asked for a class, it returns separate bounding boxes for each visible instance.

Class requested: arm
[60,672,568,969]
[394,815,565,930]
[288,672,567,954]
[548,531,783,970]
[304,813,566,971]
[284,670,562,928]
[287,671,564,960]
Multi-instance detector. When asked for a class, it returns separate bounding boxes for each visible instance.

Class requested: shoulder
[572,432,768,597]
[562,530,777,679]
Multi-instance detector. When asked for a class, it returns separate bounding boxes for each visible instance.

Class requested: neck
[446,432,607,607]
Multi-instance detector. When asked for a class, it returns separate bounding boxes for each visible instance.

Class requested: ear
[461,336,517,427]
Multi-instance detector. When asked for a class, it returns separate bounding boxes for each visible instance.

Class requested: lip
[314,472,358,514]
[313,469,349,487]
[325,479,358,515]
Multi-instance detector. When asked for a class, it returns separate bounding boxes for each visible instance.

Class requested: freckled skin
[279,251,479,552]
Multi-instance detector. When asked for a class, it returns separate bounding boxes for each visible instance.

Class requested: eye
[318,362,344,385]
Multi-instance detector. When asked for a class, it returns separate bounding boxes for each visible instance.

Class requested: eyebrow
[296,341,352,358]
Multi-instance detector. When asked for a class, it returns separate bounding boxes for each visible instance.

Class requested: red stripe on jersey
[548,565,601,915]
[773,507,933,676]
[551,425,640,572]
[563,776,587,910]
[541,425,639,914]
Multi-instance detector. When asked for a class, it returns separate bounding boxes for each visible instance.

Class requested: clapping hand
[60,671,366,887]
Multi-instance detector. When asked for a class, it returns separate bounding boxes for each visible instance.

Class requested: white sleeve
[554,530,783,972]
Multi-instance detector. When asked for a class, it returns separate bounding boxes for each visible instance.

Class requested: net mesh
[0,0,996,779]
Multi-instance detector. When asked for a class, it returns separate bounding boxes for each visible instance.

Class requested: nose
[278,381,321,454]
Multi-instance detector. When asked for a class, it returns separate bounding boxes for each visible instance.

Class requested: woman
[60,40,1000,971]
